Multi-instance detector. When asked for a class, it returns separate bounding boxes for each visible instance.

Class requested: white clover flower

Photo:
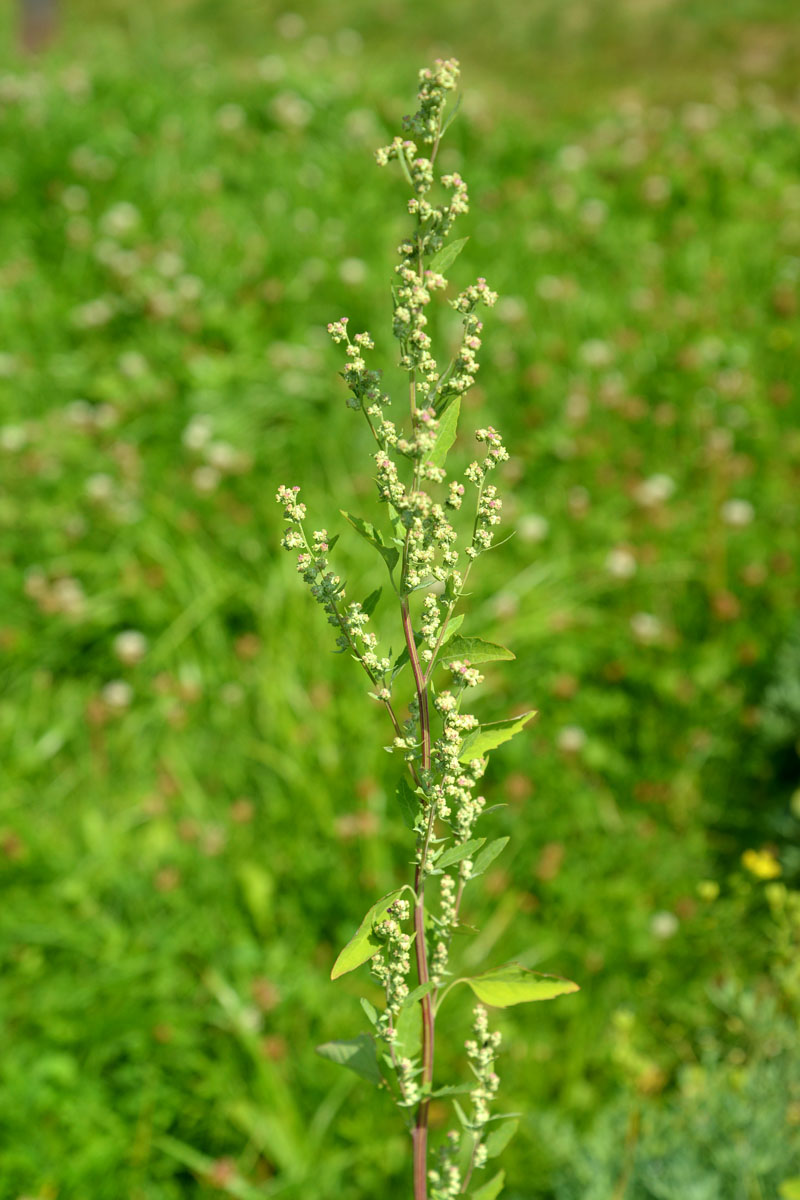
[643,174,671,205]
[72,297,115,328]
[270,91,312,129]
[101,201,140,236]
[192,465,221,493]
[339,257,367,286]
[557,144,587,172]
[634,473,676,507]
[113,630,148,665]
[557,725,586,753]
[52,577,86,616]
[518,513,549,543]
[257,54,286,82]
[215,103,246,132]
[631,612,663,644]
[85,473,114,501]
[720,498,754,528]
[0,425,27,452]
[118,351,148,378]
[275,11,305,37]
[650,911,679,940]
[605,547,637,579]
[579,339,614,368]
[102,680,133,710]
[62,184,88,212]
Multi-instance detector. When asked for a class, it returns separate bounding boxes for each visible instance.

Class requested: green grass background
[1,0,800,1197]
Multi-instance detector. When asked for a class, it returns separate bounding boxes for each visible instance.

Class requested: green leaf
[779,1180,800,1200]
[436,838,485,870]
[235,861,273,935]
[316,1034,382,1086]
[461,963,579,1008]
[428,396,461,469]
[429,236,469,276]
[470,838,510,878]
[485,1118,518,1159]
[341,511,399,576]
[331,889,406,979]
[361,587,382,617]
[360,997,379,1027]
[439,93,463,138]
[459,711,537,763]
[439,635,515,667]
[394,1000,421,1058]
[429,1082,474,1098]
[470,1169,505,1200]
[440,613,465,644]
[397,778,423,830]
[402,981,435,1008]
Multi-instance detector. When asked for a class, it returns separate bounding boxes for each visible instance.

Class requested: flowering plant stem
[278,60,579,1200]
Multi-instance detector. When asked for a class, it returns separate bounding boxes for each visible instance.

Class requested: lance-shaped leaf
[458,711,537,763]
[435,838,485,871]
[461,963,579,1008]
[316,1034,382,1086]
[331,888,406,979]
[484,1118,518,1159]
[470,1170,505,1200]
[361,587,382,617]
[429,235,469,275]
[341,511,399,576]
[469,837,510,878]
[438,635,515,667]
[428,397,461,469]
[396,777,424,831]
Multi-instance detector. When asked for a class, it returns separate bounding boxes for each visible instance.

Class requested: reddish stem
[401,596,434,1200]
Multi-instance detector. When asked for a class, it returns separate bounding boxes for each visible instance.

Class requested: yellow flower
[741,848,782,880]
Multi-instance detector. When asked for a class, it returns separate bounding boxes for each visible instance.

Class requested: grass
[1,1,799,1197]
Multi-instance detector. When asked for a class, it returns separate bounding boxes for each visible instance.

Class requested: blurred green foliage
[1,1,799,1197]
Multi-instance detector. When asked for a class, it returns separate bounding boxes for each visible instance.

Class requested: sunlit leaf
[470,1169,505,1200]
[436,838,485,870]
[341,511,399,576]
[469,837,510,878]
[438,635,515,667]
[461,963,579,1008]
[428,397,461,469]
[331,889,406,979]
[485,1118,518,1159]
[459,711,537,763]
[316,1034,382,1086]
[429,236,470,275]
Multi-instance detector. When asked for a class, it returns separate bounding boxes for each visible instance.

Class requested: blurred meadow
[1,0,800,1197]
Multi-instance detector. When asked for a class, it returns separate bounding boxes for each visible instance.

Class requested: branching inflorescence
[277,60,578,1200]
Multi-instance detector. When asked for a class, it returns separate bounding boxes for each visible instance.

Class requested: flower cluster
[371,898,414,1024]
[431,693,487,840]
[465,1004,502,1145]
[428,1130,463,1198]
[275,486,391,687]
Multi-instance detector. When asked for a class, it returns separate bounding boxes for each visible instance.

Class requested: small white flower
[339,257,368,286]
[258,54,286,82]
[558,725,586,753]
[192,465,220,493]
[101,201,140,236]
[102,680,133,710]
[113,630,148,665]
[631,612,663,644]
[182,416,213,451]
[605,547,637,579]
[579,339,614,368]
[557,144,587,172]
[650,911,679,940]
[634,474,675,507]
[215,103,246,133]
[720,498,754,528]
[0,425,27,451]
[85,473,114,501]
[518,513,549,543]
